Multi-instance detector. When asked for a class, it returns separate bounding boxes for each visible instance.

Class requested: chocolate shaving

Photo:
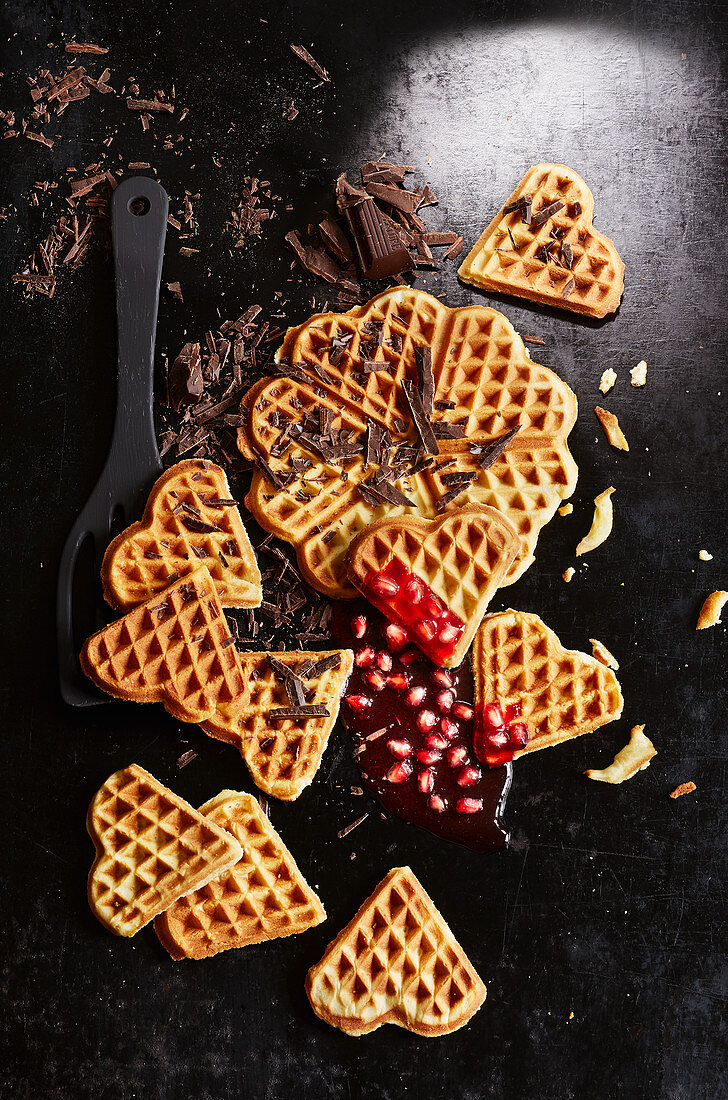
[270,704,330,719]
[561,277,575,299]
[169,342,204,410]
[307,653,342,677]
[402,380,439,455]
[472,425,520,469]
[290,44,331,83]
[531,200,565,229]
[415,346,434,417]
[176,749,197,769]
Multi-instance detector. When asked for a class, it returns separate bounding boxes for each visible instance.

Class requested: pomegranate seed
[440,718,459,740]
[422,593,444,617]
[486,729,509,749]
[446,745,468,767]
[404,685,426,707]
[351,615,367,639]
[503,702,522,723]
[414,618,437,642]
[456,797,483,814]
[438,623,460,644]
[416,709,437,732]
[429,794,447,813]
[404,577,424,604]
[457,766,481,788]
[416,749,441,765]
[375,650,393,672]
[355,646,375,668]
[385,623,409,651]
[417,768,434,794]
[398,648,420,666]
[387,738,412,759]
[426,734,448,751]
[431,669,453,688]
[345,694,371,714]
[509,721,529,749]
[365,670,387,692]
[370,574,400,598]
[484,702,504,728]
[436,689,455,713]
[387,672,410,691]
[452,702,474,721]
[386,761,412,784]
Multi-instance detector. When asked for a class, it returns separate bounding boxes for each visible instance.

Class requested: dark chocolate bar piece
[344,198,412,280]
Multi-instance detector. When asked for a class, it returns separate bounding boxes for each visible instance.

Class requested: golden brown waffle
[473,610,623,755]
[238,286,577,599]
[305,866,486,1037]
[154,790,326,959]
[346,506,519,667]
[86,764,243,937]
[101,460,261,610]
[201,649,354,800]
[458,163,625,318]
[80,565,245,725]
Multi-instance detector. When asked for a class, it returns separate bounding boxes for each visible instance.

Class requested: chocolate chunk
[472,425,520,469]
[307,653,342,677]
[415,346,434,416]
[270,704,330,719]
[364,181,421,216]
[182,517,222,534]
[402,380,439,455]
[561,242,574,269]
[432,422,466,439]
[360,161,413,186]
[531,200,565,229]
[318,214,353,263]
[169,342,203,411]
[344,198,412,280]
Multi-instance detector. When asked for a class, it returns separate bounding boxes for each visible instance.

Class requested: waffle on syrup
[86,764,243,937]
[155,790,325,959]
[305,866,486,1036]
[473,610,623,762]
[102,460,262,610]
[238,286,577,600]
[346,505,519,667]
[458,163,624,318]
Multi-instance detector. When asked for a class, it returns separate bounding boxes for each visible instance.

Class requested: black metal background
[1,1,726,1097]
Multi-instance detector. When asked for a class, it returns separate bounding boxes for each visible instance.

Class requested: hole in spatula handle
[128,195,151,216]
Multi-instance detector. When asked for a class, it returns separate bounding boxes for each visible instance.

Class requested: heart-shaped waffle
[458,163,625,318]
[200,649,353,800]
[346,505,519,667]
[238,286,577,599]
[154,790,326,959]
[305,866,486,1036]
[102,459,262,610]
[473,610,623,757]
[87,764,243,937]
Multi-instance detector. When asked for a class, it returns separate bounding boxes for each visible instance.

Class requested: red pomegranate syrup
[331,599,512,853]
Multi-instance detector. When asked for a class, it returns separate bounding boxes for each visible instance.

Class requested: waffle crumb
[576,487,615,556]
[698,550,713,561]
[590,638,619,669]
[670,781,696,799]
[562,566,575,583]
[559,503,573,516]
[696,590,728,629]
[599,368,617,394]
[595,406,629,451]
[585,725,656,784]
[630,361,647,387]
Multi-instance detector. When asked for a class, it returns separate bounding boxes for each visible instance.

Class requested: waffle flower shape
[306,866,486,1037]
[86,764,243,937]
[81,566,352,800]
[472,610,623,766]
[200,649,354,800]
[238,286,577,601]
[155,790,326,959]
[458,163,625,318]
[346,505,519,667]
[102,459,262,610]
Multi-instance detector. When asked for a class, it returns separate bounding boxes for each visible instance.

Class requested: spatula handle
[110,177,168,480]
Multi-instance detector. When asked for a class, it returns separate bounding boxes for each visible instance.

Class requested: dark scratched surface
[0,1,726,1097]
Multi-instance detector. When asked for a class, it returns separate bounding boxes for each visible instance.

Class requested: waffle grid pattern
[201,650,354,800]
[102,460,262,610]
[154,791,326,959]
[458,164,625,318]
[86,765,242,937]
[473,610,624,754]
[305,867,486,1036]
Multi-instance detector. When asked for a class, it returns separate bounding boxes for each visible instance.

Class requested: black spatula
[57,177,168,706]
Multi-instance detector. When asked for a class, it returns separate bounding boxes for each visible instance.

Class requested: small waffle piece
[201,650,354,800]
[346,505,519,667]
[473,610,623,755]
[86,764,243,937]
[155,790,325,959]
[102,460,261,610]
[238,286,577,599]
[81,565,245,724]
[305,866,486,1036]
[458,163,624,318]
